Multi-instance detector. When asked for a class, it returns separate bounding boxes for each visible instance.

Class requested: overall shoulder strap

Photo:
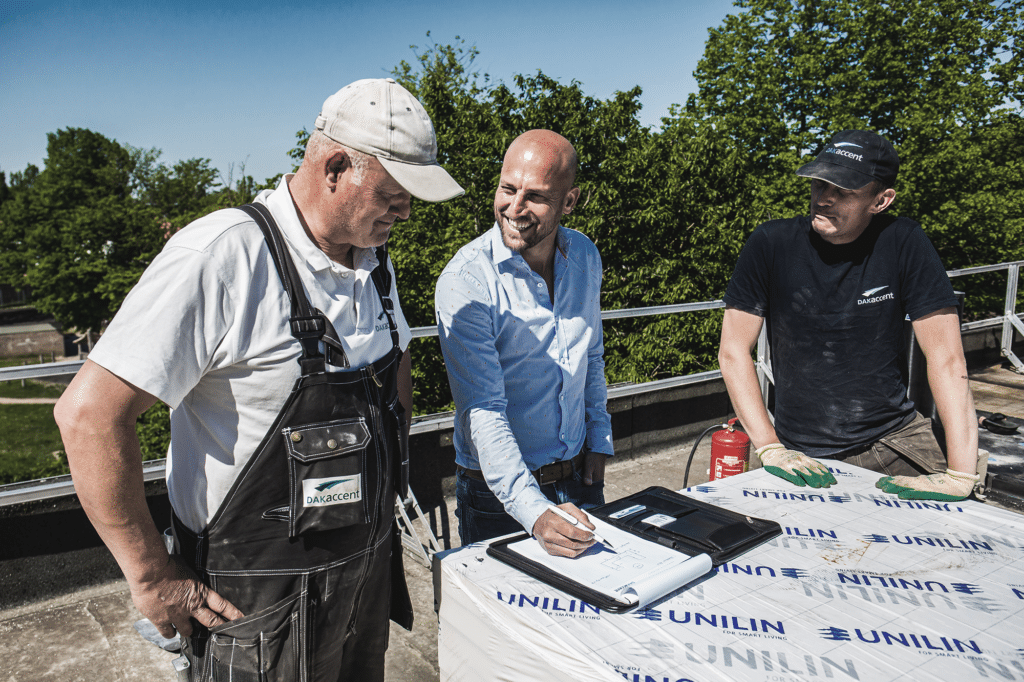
[370,243,401,351]
[238,203,350,373]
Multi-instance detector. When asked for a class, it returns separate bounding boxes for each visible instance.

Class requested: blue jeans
[455,467,605,545]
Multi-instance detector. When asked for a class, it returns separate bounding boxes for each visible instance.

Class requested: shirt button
[340,272,350,279]
[537,282,543,288]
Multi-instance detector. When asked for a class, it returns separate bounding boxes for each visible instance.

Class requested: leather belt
[458,451,586,486]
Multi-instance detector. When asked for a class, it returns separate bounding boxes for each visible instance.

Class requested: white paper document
[506,516,712,609]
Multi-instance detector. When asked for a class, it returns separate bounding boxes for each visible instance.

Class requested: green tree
[387,39,760,411]
[289,129,310,171]
[131,149,221,230]
[387,38,504,412]
[210,161,280,210]
[601,108,760,383]
[1,128,164,333]
[0,164,41,295]
[687,0,1024,314]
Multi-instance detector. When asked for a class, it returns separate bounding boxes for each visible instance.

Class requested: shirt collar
[260,174,378,274]
[487,222,570,265]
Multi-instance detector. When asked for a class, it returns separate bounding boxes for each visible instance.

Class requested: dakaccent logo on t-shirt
[858,285,894,305]
[303,476,361,507]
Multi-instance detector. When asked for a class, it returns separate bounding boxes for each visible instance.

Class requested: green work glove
[875,469,978,501]
[756,443,837,488]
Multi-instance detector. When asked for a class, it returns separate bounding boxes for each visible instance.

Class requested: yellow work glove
[875,469,978,501]
[756,443,837,488]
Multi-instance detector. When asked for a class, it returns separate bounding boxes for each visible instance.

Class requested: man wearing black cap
[718,130,980,502]
[56,78,463,680]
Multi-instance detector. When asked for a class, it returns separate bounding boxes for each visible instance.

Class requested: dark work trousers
[826,412,947,476]
[173,204,412,682]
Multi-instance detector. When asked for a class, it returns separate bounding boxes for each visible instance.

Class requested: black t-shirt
[723,214,958,456]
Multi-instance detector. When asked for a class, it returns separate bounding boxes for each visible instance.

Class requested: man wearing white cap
[719,129,980,503]
[55,78,463,680]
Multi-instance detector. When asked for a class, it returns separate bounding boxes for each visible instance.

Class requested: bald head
[494,130,581,260]
[504,129,578,191]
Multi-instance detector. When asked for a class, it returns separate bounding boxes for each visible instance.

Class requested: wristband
[755,442,785,458]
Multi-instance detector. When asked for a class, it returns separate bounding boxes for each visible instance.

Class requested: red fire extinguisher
[708,418,750,482]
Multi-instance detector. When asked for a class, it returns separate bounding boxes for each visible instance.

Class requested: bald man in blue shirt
[435,130,613,558]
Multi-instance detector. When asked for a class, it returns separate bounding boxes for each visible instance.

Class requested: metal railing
[0,301,728,508]
[3,261,1022,509]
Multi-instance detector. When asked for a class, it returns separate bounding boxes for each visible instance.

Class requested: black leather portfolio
[486,486,781,613]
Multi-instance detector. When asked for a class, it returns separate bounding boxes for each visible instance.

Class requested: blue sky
[1,0,740,185]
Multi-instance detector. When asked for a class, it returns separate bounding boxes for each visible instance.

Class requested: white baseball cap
[314,78,464,202]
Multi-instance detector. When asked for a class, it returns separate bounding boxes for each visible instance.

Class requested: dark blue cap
[796,130,899,190]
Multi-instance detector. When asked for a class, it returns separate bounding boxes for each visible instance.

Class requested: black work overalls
[172,203,413,682]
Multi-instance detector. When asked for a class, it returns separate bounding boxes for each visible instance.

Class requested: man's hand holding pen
[532,503,613,558]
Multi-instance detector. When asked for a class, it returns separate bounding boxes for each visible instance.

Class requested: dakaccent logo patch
[858,285,895,306]
[303,476,361,507]
[315,480,343,492]
[825,144,864,161]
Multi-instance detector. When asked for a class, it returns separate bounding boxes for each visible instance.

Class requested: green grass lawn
[0,377,169,484]
[0,354,61,369]
[0,403,68,484]
[0,359,69,482]
[0,356,169,484]
[0,379,65,400]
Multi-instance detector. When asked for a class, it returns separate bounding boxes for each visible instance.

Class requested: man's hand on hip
[875,469,978,501]
[532,503,596,558]
[583,451,608,485]
[756,443,837,488]
[131,554,245,639]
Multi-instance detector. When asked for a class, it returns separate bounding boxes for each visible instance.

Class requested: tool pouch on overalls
[205,590,302,682]
[239,204,407,537]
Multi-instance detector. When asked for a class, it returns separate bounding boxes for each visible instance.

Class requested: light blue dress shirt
[435,223,614,533]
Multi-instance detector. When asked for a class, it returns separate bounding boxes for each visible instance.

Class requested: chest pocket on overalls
[282,418,371,537]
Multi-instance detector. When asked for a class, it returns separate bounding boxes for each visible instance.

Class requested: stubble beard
[498,214,555,253]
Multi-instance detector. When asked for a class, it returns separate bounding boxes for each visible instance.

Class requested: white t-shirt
[89,175,411,532]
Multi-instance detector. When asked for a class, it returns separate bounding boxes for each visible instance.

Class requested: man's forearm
[55,364,168,586]
[927,359,978,475]
[583,336,613,454]
[913,309,979,475]
[62,417,169,583]
[719,347,778,449]
[465,407,549,531]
